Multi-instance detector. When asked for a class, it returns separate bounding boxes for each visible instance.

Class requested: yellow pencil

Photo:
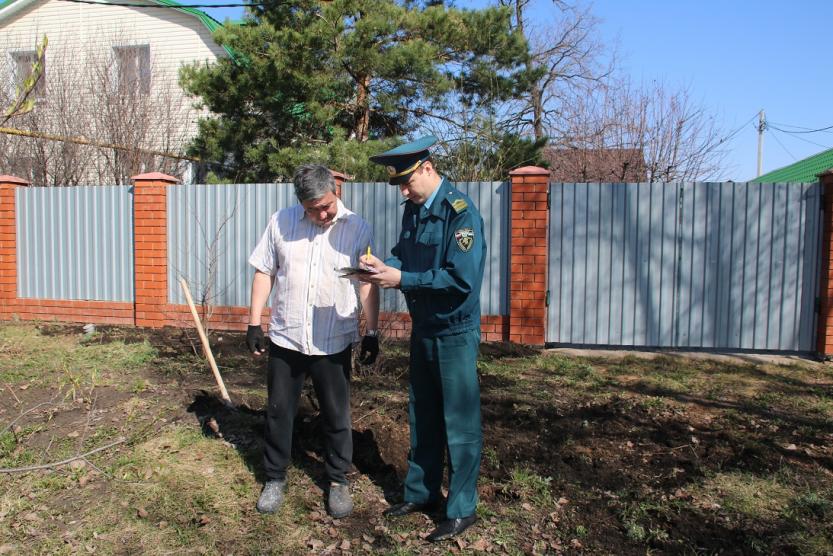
[367,245,371,258]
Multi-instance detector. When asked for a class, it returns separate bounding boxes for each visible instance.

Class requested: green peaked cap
[369,136,438,185]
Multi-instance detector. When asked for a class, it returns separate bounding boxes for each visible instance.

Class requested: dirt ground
[2,322,833,555]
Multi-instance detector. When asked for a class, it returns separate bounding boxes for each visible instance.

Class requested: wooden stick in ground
[178,277,233,406]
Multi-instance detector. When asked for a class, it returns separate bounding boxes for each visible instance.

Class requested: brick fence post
[132,172,178,328]
[817,170,833,357]
[508,166,550,345]
[0,175,28,320]
[330,170,347,198]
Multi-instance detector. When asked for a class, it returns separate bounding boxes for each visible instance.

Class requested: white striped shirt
[249,199,373,356]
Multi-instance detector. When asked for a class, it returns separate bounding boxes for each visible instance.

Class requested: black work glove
[247,325,266,355]
[359,335,379,364]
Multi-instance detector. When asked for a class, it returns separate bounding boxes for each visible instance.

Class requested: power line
[767,121,833,133]
[772,128,832,151]
[768,122,833,134]
[716,112,760,145]
[56,0,263,7]
[768,128,797,162]
[767,126,831,150]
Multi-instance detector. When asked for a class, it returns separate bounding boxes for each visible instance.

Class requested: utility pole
[756,109,766,177]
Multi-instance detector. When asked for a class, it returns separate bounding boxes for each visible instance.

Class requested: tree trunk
[531,83,544,141]
[354,74,371,142]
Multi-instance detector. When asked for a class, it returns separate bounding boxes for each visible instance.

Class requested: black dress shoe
[383,501,437,517]
[426,515,477,542]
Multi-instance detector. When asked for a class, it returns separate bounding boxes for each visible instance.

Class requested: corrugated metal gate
[547,182,821,351]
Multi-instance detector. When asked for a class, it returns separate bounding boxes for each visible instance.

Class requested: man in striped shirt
[246,164,380,518]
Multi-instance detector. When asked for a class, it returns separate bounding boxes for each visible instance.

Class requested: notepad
[336,267,377,277]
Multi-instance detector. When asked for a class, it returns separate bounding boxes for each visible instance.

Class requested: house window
[113,45,150,94]
[11,50,46,97]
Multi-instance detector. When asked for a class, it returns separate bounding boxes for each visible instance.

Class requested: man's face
[301,191,339,227]
[397,163,434,205]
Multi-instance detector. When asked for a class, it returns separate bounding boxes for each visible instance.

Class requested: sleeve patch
[455,227,474,252]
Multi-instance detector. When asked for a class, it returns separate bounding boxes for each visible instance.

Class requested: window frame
[9,49,46,98]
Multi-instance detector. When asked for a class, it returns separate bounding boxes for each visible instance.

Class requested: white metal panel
[16,184,134,301]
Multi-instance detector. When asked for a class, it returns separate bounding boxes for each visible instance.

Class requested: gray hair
[293,164,336,203]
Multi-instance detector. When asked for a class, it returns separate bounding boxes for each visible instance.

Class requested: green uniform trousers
[404,329,482,518]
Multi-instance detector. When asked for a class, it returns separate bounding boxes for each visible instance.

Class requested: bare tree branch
[0,437,127,474]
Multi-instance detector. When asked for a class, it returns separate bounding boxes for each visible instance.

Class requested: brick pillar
[508,166,550,345]
[132,172,178,328]
[0,175,28,320]
[330,170,347,198]
[817,170,833,357]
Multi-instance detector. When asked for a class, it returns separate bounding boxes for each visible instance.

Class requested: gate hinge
[816,296,822,314]
[546,188,551,209]
[545,290,550,307]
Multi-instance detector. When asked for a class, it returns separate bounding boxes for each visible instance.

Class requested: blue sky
[199,0,833,181]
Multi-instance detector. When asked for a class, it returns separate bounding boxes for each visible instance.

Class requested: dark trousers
[263,342,353,484]
[403,329,482,518]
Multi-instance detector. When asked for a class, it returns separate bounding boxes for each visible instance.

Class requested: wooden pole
[178,277,232,405]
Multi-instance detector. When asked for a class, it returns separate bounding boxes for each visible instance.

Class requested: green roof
[150,0,223,33]
[753,147,833,182]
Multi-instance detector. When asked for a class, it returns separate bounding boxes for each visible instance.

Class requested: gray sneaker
[256,479,287,514]
[327,482,353,518]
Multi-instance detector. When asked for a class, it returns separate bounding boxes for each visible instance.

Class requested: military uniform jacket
[385,178,486,337]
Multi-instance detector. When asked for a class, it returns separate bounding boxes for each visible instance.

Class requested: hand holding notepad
[337,245,378,277]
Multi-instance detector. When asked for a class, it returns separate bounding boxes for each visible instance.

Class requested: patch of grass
[0,430,38,469]
[0,431,15,454]
[83,426,121,450]
[31,474,72,492]
[482,445,500,470]
[491,519,517,549]
[619,501,671,544]
[540,355,606,386]
[0,324,156,387]
[780,532,833,556]
[475,500,497,520]
[695,471,792,521]
[477,357,528,380]
[750,390,785,410]
[505,467,553,507]
[796,392,833,418]
[69,424,287,554]
[640,395,667,410]
[128,378,151,394]
[153,353,207,377]
[784,491,833,521]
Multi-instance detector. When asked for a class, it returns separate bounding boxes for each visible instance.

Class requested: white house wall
[0,0,227,182]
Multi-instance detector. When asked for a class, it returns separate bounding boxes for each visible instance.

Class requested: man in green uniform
[356,136,486,542]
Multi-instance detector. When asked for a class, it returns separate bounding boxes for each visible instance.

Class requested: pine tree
[180,0,532,181]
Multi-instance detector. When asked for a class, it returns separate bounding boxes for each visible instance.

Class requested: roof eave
[0,0,38,22]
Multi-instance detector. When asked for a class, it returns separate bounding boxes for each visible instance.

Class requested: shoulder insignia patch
[455,227,474,252]
[450,198,468,213]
